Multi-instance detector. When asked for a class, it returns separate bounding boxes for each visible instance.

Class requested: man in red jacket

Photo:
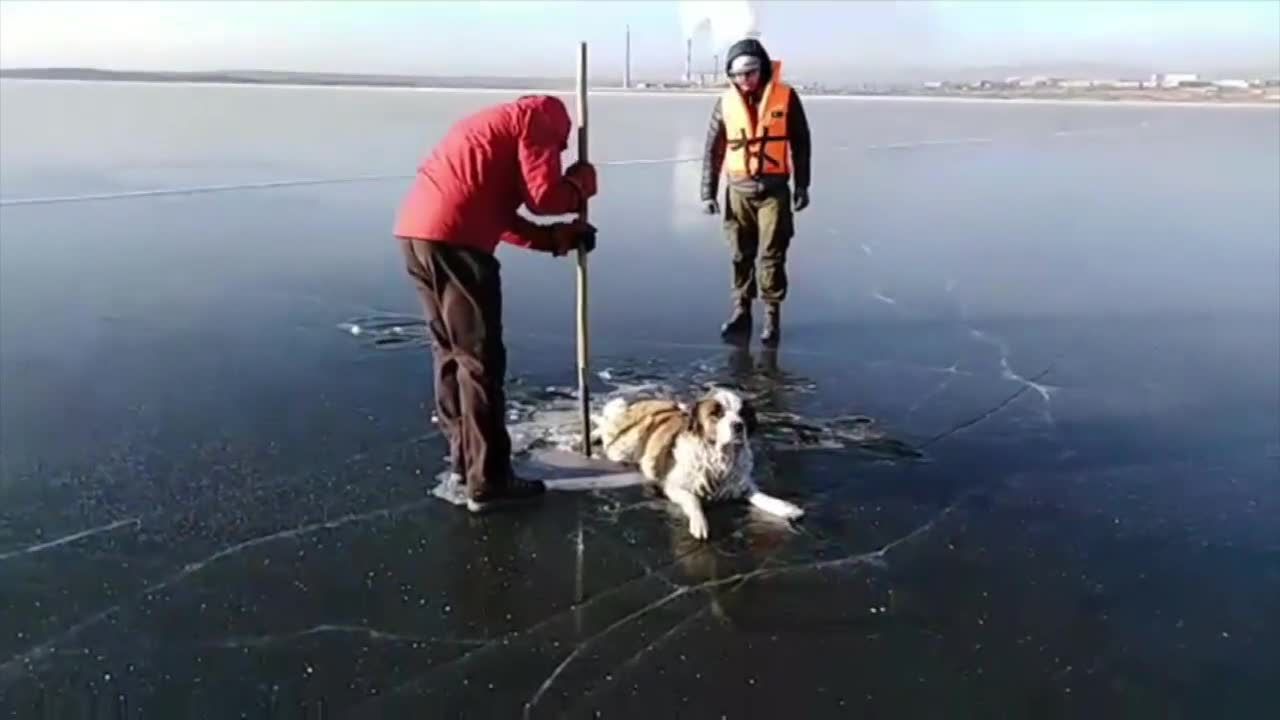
[394,95,598,514]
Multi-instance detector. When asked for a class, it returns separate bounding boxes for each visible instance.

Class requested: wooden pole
[572,42,591,643]
[575,42,592,458]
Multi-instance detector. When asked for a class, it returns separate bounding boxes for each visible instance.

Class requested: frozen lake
[2,80,1278,717]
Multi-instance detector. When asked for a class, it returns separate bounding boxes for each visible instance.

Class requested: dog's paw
[778,503,805,521]
[687,514,710,540]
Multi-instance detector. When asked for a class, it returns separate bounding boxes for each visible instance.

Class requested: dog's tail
[601,397,628,421]
[594,397,630,448]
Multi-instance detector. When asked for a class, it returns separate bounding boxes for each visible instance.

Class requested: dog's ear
[741,400,759,436]
[685,400,704,433]
[687,398,718,439]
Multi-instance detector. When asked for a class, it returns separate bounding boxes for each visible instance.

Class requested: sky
[1,0,1277,82]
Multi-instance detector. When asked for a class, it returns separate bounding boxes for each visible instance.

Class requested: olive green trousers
[723,184,793,307]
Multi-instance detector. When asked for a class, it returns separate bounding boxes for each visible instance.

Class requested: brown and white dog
[596,387,804,540]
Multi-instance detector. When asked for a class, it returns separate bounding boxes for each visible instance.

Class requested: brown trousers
[724,184,793,306]
[400,238,512,497]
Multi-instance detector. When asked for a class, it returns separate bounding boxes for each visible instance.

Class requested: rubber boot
[467,475,546,514]
[761,304,781,348]
[719,303,752,340]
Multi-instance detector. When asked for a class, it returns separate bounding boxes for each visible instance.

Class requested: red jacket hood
[392,93,584,254]
[513,94,572,149]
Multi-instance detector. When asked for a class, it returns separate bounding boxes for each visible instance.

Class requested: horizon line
[3,62,1278,83]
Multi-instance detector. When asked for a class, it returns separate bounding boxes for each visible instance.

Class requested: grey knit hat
[728,54,762,75]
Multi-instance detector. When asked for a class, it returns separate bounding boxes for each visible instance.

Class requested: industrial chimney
[624,25,631,89]
[684,37,692,84]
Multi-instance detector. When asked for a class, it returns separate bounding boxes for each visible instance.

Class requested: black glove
[793,187,810,212]
[550,220,597,256]
[564,161,598,202]
[702,199,720,215]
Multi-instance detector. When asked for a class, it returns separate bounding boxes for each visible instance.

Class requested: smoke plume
[678,0,759,47]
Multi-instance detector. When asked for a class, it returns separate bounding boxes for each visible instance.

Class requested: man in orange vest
[700,38,811,347]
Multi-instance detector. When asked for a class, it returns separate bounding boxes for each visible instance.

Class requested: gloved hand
[793,187,810,212]
[564,162,598,202]
[550,220,597,257]
[702,199,720,215]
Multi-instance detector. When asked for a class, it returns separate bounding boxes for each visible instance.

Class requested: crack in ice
[522,589,691,718]
[1000,356,1058,425]
[531,547,793,717]
[967,327,1060,426]
[2,497,435,683]
[904,362,964,420]
[551,508,961,713]
[567,572,762,713]
[0,517,141,561]
[921,363,1056,449]
[359,526,756,711]
[492,501,963,717]
[207,624,487,650]
[157,498,433,586]
[0,605,122,686]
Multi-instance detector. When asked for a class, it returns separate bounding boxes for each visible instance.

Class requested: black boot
[466,475,546,514]
[719,304,752,340]
[761,304,781,347]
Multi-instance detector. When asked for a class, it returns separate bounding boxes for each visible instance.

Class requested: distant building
[1060,79,1093,89]
[1085,79,1145,89]
[1152,72,1199,88]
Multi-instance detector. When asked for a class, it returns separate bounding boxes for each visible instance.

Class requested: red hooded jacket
[393,95,583,255]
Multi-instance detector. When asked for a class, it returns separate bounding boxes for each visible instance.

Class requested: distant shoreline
[2,72,1277,110]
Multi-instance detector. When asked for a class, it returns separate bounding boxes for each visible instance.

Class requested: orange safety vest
[721,60,792,179]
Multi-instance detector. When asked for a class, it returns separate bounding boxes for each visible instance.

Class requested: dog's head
[688,387,757,451]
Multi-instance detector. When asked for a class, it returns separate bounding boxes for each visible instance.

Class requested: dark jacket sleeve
[788,91,811,191]
[699,98,726,202]
[498,214,555,253]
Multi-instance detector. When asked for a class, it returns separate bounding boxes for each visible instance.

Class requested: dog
[596,387,804,540]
